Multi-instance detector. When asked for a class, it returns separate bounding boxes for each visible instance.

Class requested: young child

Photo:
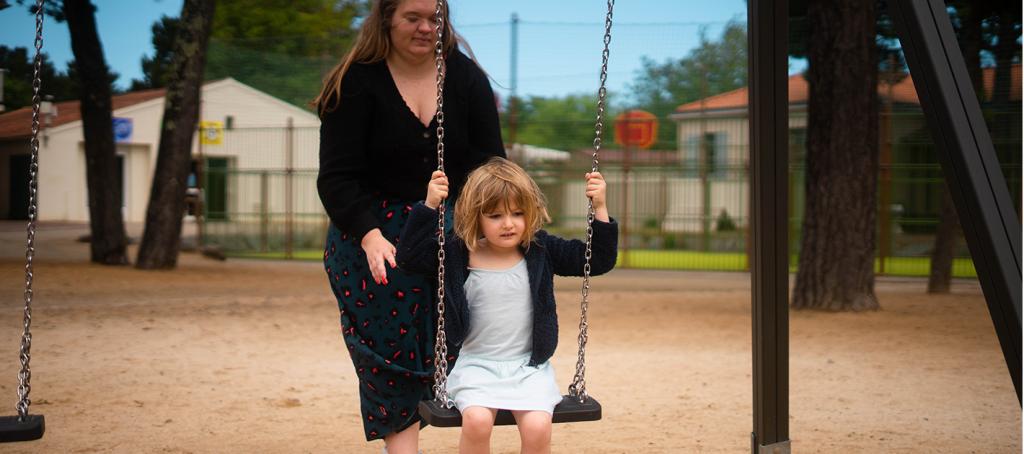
[396,157,617,454]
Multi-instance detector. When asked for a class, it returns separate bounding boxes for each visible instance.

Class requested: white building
[0,78,319,223]
[664,71,930,233]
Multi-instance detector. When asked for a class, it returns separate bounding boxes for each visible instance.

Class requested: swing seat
[0,414,44,442]
[418,395,601,427]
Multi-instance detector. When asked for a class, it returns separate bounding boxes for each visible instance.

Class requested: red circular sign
[614,110,658,149]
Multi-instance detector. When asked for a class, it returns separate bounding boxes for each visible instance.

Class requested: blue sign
[113,117,133,143]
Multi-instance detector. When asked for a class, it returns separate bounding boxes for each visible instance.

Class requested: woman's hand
[425,170,449,210]
[585,171,610,222]
[361,228,397,285]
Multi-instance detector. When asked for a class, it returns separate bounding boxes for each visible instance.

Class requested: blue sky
[0,0,749,100]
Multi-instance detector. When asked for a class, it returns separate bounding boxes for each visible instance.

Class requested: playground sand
[0,237,1018,453]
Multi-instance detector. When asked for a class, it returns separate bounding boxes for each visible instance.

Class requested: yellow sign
[200,120,223,145]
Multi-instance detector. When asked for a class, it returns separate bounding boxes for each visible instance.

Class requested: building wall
[666,108,933,234]
[17,79,320,223]
[665,113,804,233]
[674,111,809,165]
[193,81,321,226]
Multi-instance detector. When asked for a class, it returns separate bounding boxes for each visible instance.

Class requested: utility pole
[508,13,519,154]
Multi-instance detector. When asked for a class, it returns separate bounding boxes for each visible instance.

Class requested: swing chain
[569,0,614,404]
[431,0,451,408]
[17,0,45,422]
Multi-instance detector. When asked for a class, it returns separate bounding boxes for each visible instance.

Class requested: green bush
[716,209,737,231]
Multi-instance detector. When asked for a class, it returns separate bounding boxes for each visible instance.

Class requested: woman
[314,0,505,452]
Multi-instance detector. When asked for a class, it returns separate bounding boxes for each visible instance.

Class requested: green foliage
[663,234,677,250]
[7,1,121,106]
[15,0,64,22]
[202,0,363,109]
[0,45,80,111]
[715,209,737,232]
[626,20,748,149]
[211,0,363,57]
[504,92,618,151]
[205,39,342,110]
[503,21,748,154]
[130,15,180,90]
[132,0,363,108]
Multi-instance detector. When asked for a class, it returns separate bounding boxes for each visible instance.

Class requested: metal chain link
[568,0,614,404]
[431,0,451,408]
[17,0,45,421]
[429,0,613,407]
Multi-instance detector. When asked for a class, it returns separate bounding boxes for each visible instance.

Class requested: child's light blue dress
[446,258,564,413]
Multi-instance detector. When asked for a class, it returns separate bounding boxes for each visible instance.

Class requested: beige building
[0,78,319,223]
[664,71,934,233]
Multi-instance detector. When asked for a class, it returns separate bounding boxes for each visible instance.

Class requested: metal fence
[198,125,326,259]
[197,109,1020,278]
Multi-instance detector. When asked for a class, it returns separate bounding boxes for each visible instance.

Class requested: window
[683,135,701,177]
[704,132,729,178]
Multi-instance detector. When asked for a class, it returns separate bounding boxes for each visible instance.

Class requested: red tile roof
[675,65,1021,113]
[0,88,166,140]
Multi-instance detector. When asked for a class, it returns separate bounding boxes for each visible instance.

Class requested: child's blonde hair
[454,157,551,251]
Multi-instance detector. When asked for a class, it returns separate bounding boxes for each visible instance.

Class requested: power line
[459,20,738,28]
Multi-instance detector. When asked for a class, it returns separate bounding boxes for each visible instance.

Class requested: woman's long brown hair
[312,0,457,117]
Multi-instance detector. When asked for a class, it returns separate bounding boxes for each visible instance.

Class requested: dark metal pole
[749,0,790,452]
[286,116,294,260]
[508,13,519,150]
[889,0,1022,404]
[260,171,269,253]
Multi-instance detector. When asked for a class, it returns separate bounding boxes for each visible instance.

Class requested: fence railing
[196,120,1021,279]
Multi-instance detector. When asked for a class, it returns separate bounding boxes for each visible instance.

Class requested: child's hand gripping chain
[585,171,610,223]
[425,170,449,210]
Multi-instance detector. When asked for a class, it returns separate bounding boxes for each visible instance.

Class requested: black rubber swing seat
[0,414,44,442]
[418,395,601,427]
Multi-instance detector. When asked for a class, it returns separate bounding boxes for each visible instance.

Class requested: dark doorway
[115,154,125,210]
[8,154,30,220]
[205,157,228,220]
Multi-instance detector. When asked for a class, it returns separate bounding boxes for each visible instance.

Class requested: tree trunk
[928,187,960,293]
[792,0,879,311]
[64,0,128,265]
[136,0,215,269]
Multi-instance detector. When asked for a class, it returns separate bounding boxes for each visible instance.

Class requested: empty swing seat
[0,414,44,443]
[418,395,601,427]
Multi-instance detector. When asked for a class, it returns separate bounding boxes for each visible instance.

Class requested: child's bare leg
[383,422,419,454]
[460,406,498,454]
[512,410,552,454]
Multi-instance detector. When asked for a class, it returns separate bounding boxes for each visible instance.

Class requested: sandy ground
[0,222,1018,453]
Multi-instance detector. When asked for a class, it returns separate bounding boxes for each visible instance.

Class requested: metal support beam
[889,0,1022,404]
[748,0,790,451]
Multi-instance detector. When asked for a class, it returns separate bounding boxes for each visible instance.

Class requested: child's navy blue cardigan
[396,202,618,367]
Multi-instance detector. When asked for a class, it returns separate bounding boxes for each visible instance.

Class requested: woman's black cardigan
[396,202,619,367]
[317,50,505,240]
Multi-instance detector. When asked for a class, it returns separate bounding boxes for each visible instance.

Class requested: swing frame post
[748,0,790,452]
[747,0,1023,450]
[887,0,1022,404]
